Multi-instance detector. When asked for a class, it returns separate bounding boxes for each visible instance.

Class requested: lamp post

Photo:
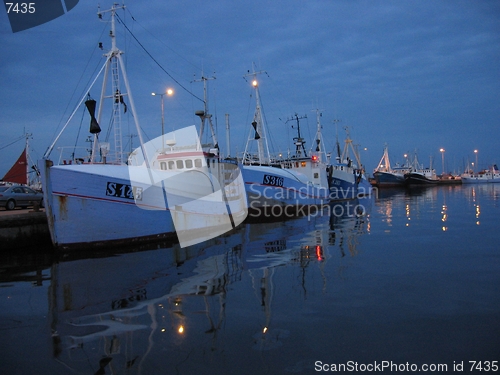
[439,148,445,176]
[474,149,478,174]
[152,88,174,151]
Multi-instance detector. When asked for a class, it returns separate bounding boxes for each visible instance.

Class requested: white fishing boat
[461,164,500,183]
[241,67,328,217]
[329,127,372,199]
[373,145,409,187]
[39,4,247,249]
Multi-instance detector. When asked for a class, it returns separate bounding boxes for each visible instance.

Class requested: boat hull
[373,171,405,187]
[329,166,372,199]
[461,174,500,184]
[357,176,373,196]
[40,160,247,249]
[242,165,327,218]
[404,172,439,185]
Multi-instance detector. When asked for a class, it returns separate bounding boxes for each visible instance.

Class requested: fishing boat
[461,164,500,183]
[241,67,328,217]
[373,145,409,187]
[279,110,331,192]
[404,153,438,185]
[39,4,247,249]
[329,127,371,199]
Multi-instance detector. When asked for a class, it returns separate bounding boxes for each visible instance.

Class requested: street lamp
[474,149,478,174]
[152,88,174,150]
[439,148,445,176]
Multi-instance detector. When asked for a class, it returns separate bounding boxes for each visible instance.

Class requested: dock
[0,209,51,249]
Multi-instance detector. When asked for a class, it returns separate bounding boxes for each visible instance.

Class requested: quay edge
[0,210,51,249]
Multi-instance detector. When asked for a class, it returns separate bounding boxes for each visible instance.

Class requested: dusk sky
[1,1,499,179]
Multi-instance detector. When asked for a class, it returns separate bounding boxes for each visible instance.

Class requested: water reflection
[2,186,500,373]
[39,199,371,373]
[375,186,445,230]
[375,184,500,233]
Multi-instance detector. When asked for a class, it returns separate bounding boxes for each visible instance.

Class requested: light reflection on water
[1,185,499,374]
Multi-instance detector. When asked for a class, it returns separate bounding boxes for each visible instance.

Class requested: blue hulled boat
[329,128,371,200]
[373,145,409,187]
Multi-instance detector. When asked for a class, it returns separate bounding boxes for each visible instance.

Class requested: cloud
[0,0,499,176]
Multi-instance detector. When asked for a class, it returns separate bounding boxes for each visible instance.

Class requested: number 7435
[469,361,498,372]
[5,3,36,14]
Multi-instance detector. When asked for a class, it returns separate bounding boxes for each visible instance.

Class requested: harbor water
[1,184,499,374]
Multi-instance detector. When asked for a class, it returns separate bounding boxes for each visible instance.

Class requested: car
[0,185,44,210]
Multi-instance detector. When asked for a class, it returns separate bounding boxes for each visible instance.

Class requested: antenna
[192,74,218,150]
[332,118,341,158]
[286,113,307,157]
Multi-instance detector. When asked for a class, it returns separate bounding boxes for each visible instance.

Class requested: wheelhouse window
[176,160,184,169]
[195,159,202,168]
[168,161,175,170]
[185,159,193,169]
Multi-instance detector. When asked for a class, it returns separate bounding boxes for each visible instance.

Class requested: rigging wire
[51,22,109,143]
[0,135,26,151]
[72,105,86,159]
[258,89,280,157]
[125,8,200,72]
[212,84,218,145]
[115,13,203,104]
[105,115,114,144]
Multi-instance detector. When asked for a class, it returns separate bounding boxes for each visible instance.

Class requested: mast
[287,113,307,158]
[341,127,362,168]
[94,4,124,163]
[376,144,391,172]
[25,132,31,185]
[333,118,341,160]
[89,4,149,166]
[193,74,218,151]
[311,109,330,164]
[243,64,271,165]
[225,114,231,157]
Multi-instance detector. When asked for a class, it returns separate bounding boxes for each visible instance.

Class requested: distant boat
[1,133,40,189]
[373,145,409,187]
[461,164,500,184]
[329,127,372,199]
[2,148,27,185]
[39,4,247,249]
[404,153,439,185]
